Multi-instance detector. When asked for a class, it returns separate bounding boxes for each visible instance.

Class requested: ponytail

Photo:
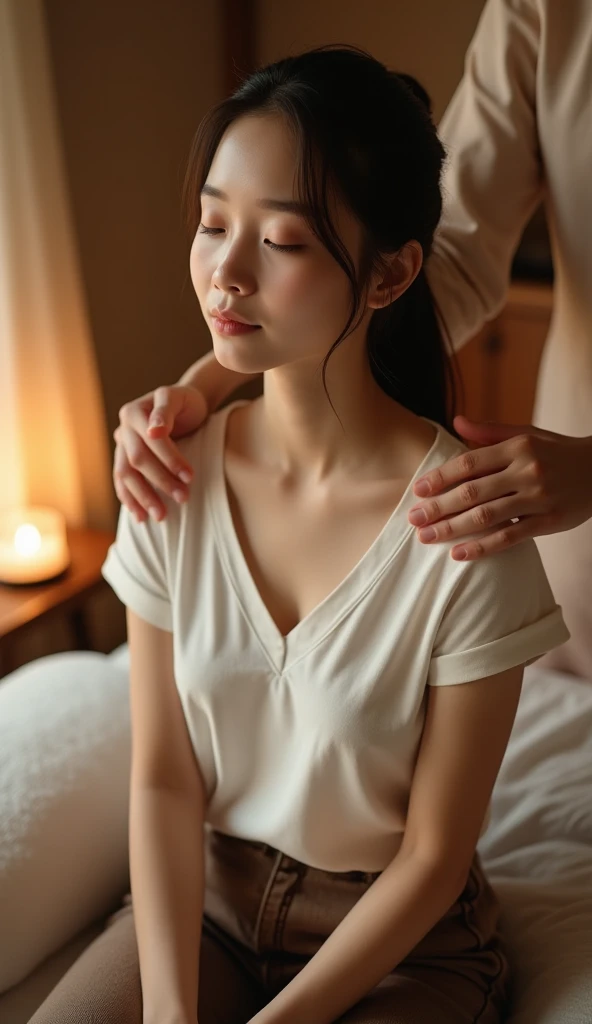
[367,267,456,431]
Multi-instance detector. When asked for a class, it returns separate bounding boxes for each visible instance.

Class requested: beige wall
[257,0,486,122]
[44,0,223,447]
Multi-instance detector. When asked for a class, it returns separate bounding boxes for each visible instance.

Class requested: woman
[32,46,568,1024]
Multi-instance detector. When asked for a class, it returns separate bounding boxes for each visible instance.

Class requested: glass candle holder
[0,506,71,585]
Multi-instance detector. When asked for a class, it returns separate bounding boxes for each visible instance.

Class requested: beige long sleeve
[130,785,205,1024]
[426,0,592,681]
[428,0,544,350]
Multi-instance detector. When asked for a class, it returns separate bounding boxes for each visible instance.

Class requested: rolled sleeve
[428,539,570,686]
[102,506,173,632]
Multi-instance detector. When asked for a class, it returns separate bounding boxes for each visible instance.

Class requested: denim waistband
[208,828,382,884]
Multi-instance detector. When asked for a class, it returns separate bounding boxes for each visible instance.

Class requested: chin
[211,335,274,375]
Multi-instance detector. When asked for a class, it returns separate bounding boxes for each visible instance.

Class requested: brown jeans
[30,829,510,1023]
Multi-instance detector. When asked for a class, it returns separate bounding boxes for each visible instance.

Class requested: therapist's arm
[408,0,586,557]
[177,348,258,411]
[428,0,543,350]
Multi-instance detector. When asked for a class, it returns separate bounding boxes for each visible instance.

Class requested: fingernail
[148,506,161,521]
[150,414,164,427]
[418,526,437,542]
[173,489,187,503]
[414,480,431,497]
[409,508,428,526]
[453,546,468,560]
[178,470,192,484]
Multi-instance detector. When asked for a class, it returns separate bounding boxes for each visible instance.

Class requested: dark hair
[183,45,458,430]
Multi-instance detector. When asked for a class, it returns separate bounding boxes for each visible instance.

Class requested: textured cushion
[0,650,131,993]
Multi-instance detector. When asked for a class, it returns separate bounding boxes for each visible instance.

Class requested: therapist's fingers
[449,515,542,561]
[113,436,162,521]
[116,422,190,503]
[115,481,150,524]
[119,393,196,483]
[113,429,185,521]
[412,442,509,501]
[408,469,515,530]
[412,496,528,546]
[147,384,208,443]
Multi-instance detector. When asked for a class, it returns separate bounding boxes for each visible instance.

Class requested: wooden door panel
[452,284,552,426]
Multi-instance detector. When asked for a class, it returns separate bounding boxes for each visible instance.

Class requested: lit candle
[0,506,70,585]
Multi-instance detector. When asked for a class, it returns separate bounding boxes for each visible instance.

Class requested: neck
[253,329,417,483]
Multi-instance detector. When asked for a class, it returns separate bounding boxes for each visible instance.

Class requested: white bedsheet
[478,664,592,1024]
[0,651,590,1024]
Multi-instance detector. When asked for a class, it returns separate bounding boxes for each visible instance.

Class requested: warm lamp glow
[0,506,70,585]
[14,523,43,558]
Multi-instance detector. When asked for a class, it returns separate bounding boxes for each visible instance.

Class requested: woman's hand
[113,385,209,522]
[408,416,592,560]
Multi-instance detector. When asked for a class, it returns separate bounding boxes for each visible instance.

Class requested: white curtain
[0,0,113,529]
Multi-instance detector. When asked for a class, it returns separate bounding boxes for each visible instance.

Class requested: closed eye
[198,225,302,253]
[264,239,303,253]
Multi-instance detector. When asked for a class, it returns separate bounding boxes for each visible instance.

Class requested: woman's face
[190,113,365,376]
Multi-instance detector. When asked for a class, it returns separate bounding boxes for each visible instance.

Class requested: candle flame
[14,523,43,558]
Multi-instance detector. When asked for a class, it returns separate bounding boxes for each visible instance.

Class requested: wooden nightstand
[0,527,115,679]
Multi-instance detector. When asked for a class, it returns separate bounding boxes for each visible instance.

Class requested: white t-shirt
[102,400,569,872]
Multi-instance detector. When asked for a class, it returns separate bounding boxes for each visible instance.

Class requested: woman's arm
[127,609,207,1024]
[249,664,523,1024]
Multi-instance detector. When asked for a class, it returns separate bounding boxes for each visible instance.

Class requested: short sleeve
[102,505,173,632]
[428,539,570,686]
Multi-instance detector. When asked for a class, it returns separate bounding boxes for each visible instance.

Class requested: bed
[0,647,590,1023]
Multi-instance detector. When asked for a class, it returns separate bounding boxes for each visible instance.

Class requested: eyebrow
[201,183,309,216]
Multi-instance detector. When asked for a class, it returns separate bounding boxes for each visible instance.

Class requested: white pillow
[0,650,131,993]
[479,665,592,1024]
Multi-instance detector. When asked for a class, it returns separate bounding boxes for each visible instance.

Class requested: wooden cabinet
[454,282,553,425]
[0,528,116,678]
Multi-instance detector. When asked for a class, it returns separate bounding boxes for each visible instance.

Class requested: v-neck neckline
[206,399,443,674]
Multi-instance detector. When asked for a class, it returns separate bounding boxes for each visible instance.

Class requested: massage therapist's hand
[408,416,592,560]
[113,384,209,522]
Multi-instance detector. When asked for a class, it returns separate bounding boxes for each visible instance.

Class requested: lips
[210,308,262,337]
[210,308,259,327]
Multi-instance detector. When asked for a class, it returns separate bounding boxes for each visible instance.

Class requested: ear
[367,241,423,310]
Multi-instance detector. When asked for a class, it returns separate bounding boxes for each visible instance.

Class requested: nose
[212,238,256,296]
